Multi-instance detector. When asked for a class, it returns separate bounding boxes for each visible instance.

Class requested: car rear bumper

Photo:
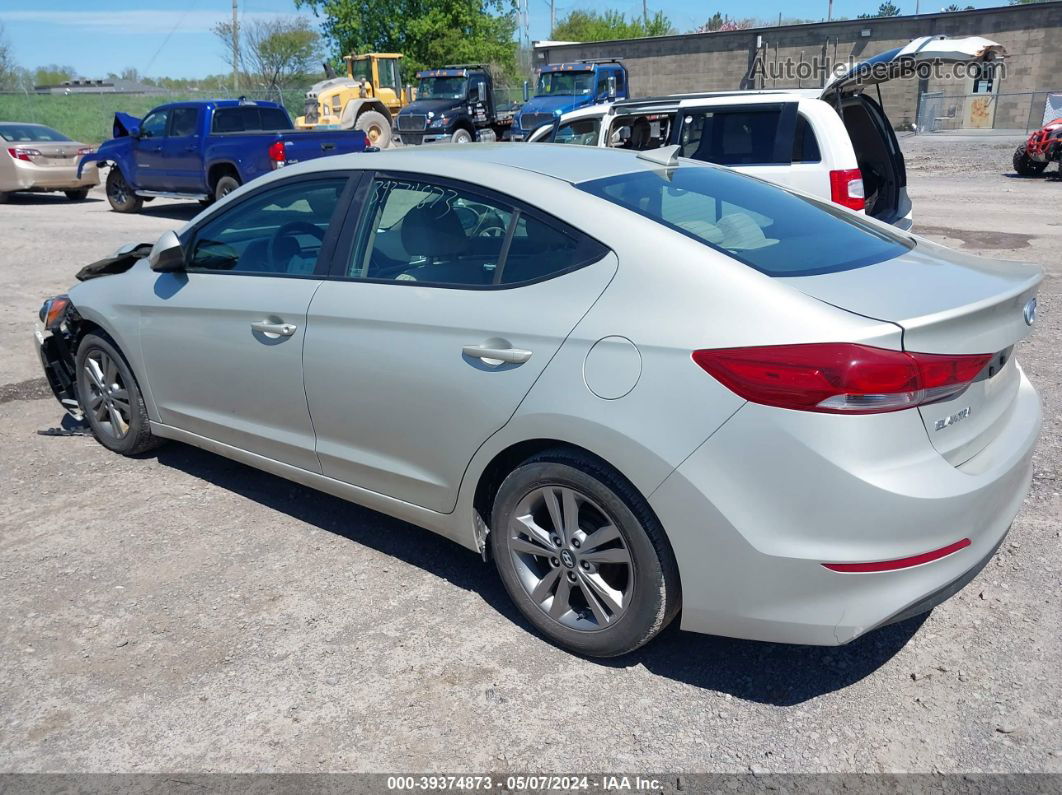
[649,366,1041,645]
[6,160,98,191]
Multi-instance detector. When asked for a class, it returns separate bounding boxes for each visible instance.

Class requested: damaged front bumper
[34,300,82,419]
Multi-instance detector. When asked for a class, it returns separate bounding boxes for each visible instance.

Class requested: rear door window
[579,164,911,277]
[678,105,792,165]
[169,108,199,137]
[212,106,290,133]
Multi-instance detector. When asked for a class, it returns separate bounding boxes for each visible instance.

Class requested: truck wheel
[355,111,392,148]
[105,169,143,213]
[214,175,241,202]
[451,128,473,144]
[65,188,90,201]
[1013,144,1048,176]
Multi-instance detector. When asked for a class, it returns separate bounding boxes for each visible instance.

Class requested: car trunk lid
[28,141,84,167]
[781,242,1041,464]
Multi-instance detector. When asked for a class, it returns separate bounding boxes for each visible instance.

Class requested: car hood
[520,94,590,117]
[402,98,462,116]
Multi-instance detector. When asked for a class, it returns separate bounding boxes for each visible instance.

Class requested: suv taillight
[692,344,991,414]
[7,147,41,161]
[829,168,865,211]
[268,140,286,168]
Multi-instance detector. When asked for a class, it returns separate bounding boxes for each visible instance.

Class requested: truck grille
[398,114,427,132]
[521,113,554,132]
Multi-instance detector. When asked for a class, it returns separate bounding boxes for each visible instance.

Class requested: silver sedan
[35,144,1042,657]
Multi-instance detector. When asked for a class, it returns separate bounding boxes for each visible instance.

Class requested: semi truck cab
[395,66,515,145]
[510,59,628,141]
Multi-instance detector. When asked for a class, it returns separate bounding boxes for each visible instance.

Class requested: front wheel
[355,110,392,148]
[105,169,142,213]
[65,188,90,201]
[451,128,474,144]
[75,332,162,456]
[490,450,681,657]
[1013,144,1048,176]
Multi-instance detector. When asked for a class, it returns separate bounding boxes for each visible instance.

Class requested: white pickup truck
[528,35,1005,230]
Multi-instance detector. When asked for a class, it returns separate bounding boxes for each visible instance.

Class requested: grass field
[0,91,306,145]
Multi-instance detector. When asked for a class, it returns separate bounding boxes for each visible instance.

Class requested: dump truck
[295,53,412,148]
[394,65,522,145]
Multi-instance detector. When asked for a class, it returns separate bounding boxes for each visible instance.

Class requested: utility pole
[827,0,833,21]
[643,0,648,28]
[231,0,239,93]
[550,0,555,38]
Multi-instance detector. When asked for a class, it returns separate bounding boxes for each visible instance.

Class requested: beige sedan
[0,122,99,202]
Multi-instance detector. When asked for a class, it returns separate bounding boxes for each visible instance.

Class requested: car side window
[169,108,198,137]
[792,114,821,163]
[347,177,607,287]
[348,178,514,286]
[679,108,784,165]
[188,178,347,276]
[141,110,170,139]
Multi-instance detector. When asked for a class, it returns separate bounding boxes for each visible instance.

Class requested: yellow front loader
[295,53,412,148]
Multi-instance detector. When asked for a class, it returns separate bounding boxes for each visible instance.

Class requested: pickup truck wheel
[355,111,391,148]
[451,128,473,144]
[214,175,241,201]
[1013,144,1048,176]
[64,188,90,201]
[105,169,143,213]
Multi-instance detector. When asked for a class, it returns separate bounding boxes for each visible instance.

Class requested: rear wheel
[490,449,680,657]
[105,169,142,213]
[214,174,241,202]
[75,332,161,456]
[1013,144,1048,176]
[355,110,392,148]
[65,188,90,201]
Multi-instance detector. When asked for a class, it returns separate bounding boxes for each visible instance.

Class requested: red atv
[1013,118,1062,176]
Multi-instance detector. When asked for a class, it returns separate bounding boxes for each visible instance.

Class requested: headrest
[401,202,468,257]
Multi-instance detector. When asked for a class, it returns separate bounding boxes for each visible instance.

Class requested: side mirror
[606,76,617,99]
[476,81,487,103]
[128,124,142,139]
[149,230,185,273]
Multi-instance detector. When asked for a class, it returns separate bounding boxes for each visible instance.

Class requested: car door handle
[462,345,533,364]
[251,321,297,336]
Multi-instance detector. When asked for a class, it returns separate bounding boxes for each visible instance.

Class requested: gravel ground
[1,136,1060,774]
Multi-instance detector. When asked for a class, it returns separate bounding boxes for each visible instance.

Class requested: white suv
[528,35,1004,230]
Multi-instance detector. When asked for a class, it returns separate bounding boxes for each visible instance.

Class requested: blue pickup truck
[80,99,368,213]
[509,59,628,141]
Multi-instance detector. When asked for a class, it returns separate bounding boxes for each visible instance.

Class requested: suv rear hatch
[782,241,1040,465]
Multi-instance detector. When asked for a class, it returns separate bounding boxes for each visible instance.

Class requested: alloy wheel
[508,485,634,631]
[108,174,129,205]
[83,350,131,440]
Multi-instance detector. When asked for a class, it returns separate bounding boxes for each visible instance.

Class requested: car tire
[355,110,392,148]
[75,332,162,456]
[105,169,143,213]
[490,449,681,657]
[451,128,474,144]
[65,188,90,201]
[0,191,10,204]
[1013,144,1048,176]
[214,175,241,202]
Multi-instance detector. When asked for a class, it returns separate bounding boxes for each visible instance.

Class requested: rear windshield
[212,106,292,133]
[0,124,71,143]
[578,165,911,277]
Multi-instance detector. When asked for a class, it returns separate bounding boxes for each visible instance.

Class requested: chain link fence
[0,89,307,145]
[915,90,1062,134]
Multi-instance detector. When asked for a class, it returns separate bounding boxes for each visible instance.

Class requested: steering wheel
[269,221,326,272]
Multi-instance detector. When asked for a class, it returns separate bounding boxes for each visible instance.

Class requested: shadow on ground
[2,193,103,206]
[148,439,925,706]
[131,202,202,222]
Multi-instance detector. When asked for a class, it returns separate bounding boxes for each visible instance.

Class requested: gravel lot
[1,134,1060,774]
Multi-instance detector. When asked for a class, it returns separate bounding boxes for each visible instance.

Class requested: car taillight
[268,140,286,168]
[829,168,865,211]
[8,147,42,161]
[76,147,94,156]
[692,344,992,414]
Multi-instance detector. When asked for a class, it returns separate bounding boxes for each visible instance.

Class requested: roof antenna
[637,144,680,168]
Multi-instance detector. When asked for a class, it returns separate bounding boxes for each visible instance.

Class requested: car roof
[315,143,686,185]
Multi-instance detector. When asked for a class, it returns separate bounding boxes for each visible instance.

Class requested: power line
[143,0,200,77]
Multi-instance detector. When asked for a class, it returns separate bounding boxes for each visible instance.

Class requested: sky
[0,0,1012,80]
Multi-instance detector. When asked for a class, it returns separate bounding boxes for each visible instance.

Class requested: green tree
[214,16,322,89]
[859,2,902,17]
[294,0,519,79]
[552,9,673,41]
[33,64,77,87]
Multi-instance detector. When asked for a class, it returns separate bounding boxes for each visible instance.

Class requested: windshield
[579,165,911,277]
[350,58,372,82]
[0,124,71,143]
[417,76,467,100]
[536,71,594,97]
